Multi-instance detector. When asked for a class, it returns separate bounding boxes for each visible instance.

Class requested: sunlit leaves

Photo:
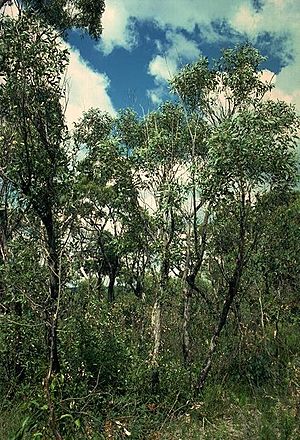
[0,15,70,218]
[5,0,105,39]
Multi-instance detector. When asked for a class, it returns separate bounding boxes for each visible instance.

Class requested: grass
[1,383,299,439]
[157,384,300,440]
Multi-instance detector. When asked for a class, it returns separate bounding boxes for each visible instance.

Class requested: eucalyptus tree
[127,102,190,389]
[251,190,300,338]
[0,13,71,369]
[73,108,142,303]
[171,44,299,392]
[114,108,152,300]
[0,0,105,39]
[0,15,72,438]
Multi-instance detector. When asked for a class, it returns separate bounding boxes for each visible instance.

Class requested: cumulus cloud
[64,45,116,127]
[2,6,116,125]
[262,69,300,111]
[231,0,300,110]
[147,31,200,104]
[100,0,245,45]
[98,0,137,54]
[99,0,300,111]
[231,4,261,31]
[148,55,176,83]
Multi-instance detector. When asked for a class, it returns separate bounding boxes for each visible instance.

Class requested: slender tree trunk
[42,210,63,440]
[0,205,7,307]
[194,190,247,394]
[43,211,60,375]
[182,283,192,368]
[182,209,210,372]
[195,261,243,394]
[150,249,169,391]
[14,300,26,383]
[151,297,161,391]
[96,269,102,298]
[107,268,117,303]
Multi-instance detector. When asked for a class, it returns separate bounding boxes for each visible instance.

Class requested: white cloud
[231,4,261,32]
[99,0,137,54]
[99,0,300,111]
[148,32,199,84]
[100,0,244,53]
[147,31,199,104]
[147,89,163,105]
[262,69,300,111]
[148,55,176,83]
[2,8,116,124]
[230,0,300,111]
[64,45,116,127]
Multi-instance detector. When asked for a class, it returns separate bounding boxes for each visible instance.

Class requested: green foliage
[0,15,70,217]
[0,27,299,439]
[1,0,105,39]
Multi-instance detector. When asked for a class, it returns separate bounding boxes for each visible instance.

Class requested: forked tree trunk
[194,191,247,394]
[182,209,210,372]
[195,263,243,394]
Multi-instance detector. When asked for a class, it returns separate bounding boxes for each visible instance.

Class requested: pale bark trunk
[150,250,169,391]
[151,299,161,360]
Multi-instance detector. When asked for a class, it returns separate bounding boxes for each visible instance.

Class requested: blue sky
[62,0,300,125]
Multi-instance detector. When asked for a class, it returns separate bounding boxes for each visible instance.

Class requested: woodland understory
[0,2,300,439]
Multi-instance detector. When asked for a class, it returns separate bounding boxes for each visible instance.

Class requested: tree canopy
[0,8,299,438]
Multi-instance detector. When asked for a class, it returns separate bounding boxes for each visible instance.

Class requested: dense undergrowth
[1,13,299,439]
[1,282,299,439]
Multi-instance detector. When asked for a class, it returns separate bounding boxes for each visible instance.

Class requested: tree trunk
[107,268,117,303]
[195,267,242,394]
[151,297,161,391]
[182,283,192,368]
[182,209,210,373]
[42,211,63,440]
[0,205,7,307]
[43,211,60,375]
[14,300,26,383]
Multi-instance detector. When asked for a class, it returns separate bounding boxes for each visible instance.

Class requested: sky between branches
[5,0,300,125]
